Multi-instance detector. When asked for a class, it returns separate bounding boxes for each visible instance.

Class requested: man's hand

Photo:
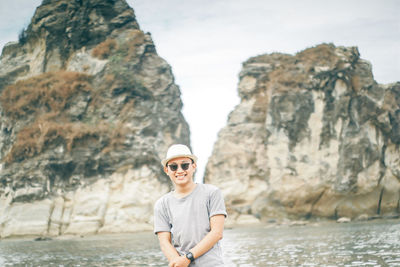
[168,255,191,267]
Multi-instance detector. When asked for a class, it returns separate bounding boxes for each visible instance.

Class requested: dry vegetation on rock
[0,71,128,164]
[0,71,92,119]
[92,39,118,59]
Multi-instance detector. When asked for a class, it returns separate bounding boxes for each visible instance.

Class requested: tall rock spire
[205,44,400,225]
[0,0,191,238]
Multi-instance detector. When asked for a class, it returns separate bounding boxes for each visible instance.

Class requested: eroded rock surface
[205,44,400,224]
[0,0,190,238]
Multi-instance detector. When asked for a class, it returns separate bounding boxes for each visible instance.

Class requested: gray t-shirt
[154,183,227,266]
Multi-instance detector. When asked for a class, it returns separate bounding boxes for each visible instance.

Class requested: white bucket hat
[161,144,197,167]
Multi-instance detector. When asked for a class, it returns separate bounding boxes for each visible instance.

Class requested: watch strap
[185,252,195,263]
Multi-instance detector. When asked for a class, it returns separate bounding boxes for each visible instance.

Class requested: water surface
[0,220,399,266]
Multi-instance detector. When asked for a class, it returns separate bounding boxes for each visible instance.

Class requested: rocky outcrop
[205,44,400,224]
[0,0,190,238]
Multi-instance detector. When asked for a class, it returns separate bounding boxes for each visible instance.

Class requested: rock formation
[0,0,190,238]
[205,44,400,225]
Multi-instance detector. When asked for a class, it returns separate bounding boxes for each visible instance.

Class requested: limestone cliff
[205,44,400,224]
[0,0,190,238]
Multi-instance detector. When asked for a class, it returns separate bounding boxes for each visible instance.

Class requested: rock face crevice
[205,44,400,224]
[0,0,189,238]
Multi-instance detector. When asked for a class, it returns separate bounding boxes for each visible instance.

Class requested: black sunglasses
[168,163,191,171]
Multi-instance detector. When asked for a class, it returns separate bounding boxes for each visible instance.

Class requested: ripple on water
[221,220,400,267]
[0,220,399,266]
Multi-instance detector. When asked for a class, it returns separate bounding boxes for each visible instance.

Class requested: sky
[0,0,399,181]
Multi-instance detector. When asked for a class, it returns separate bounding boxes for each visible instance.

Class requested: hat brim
[161,154,198,167]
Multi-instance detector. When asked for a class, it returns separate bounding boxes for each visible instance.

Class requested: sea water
[0,220,399,266]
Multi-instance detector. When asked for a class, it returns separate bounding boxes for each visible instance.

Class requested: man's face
[164,157,196,186]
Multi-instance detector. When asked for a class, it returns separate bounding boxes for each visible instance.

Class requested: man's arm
[157,232,180,264]
[168,214,225,266]
[159,215,225,267]
[189,214,225,260]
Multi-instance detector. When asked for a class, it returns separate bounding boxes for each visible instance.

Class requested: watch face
[186,252,194,262]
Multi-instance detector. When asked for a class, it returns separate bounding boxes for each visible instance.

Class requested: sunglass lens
[181,163,190,170]
[168,163,191,171]
[169,164,178,171]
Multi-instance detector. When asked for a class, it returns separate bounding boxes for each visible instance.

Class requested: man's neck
[174,181,197,198]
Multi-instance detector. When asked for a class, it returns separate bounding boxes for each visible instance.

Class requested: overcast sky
[1,0,399,180]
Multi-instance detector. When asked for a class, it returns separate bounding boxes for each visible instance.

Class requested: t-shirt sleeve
[153,198,171,235]
[208,187,227,218]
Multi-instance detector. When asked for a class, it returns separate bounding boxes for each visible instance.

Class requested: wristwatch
[185,252,195,263]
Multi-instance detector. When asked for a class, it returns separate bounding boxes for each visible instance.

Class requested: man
[154,144,227,267]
